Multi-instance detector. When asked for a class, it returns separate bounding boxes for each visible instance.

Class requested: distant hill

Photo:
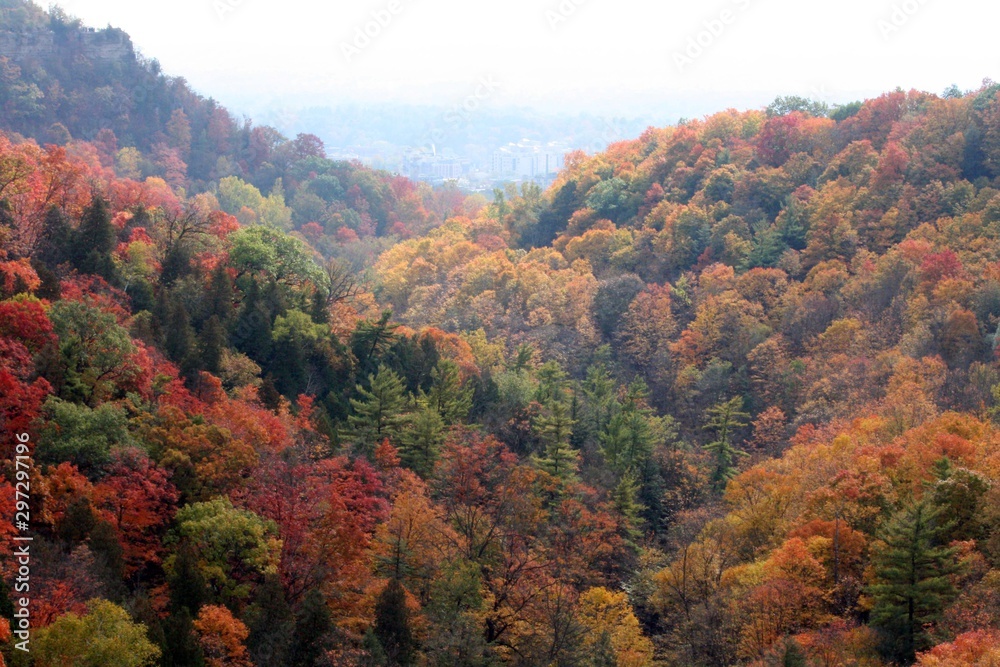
[0,0,461,258]
[0,0,249,186]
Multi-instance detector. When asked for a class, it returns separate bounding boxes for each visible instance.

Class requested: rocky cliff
[0,26,133,64]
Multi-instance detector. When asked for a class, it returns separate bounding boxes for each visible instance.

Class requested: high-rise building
[491,140,568,181]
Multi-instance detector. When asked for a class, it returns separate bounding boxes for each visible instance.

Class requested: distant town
[398,139,569,189]
[250,103,663,191]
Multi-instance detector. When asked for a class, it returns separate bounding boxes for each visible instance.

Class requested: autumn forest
[3,2,1000,666]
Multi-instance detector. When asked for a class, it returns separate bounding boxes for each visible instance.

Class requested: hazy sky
[56,0,1000,117]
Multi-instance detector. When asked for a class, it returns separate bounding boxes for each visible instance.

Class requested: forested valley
[5,2,1000,666]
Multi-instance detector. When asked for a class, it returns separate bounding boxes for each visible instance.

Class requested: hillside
[3,2,1000,666]
[0,0,453,269]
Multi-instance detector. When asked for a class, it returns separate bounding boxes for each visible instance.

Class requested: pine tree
[205,263,235,325]
[169,540,207,614]
[246,574,293,667]
[703,397,750,491]
[782,638,807,667]
[165,298,199,380]
[57,496,96,543]
[426,360,473,424]
[869,499,962,665]
[611,470,646,546]
[580,361,616,443]
[745,223,787,269]
[164,541,208,667]
[362,628,389,666]
[39,205,73,267]
[347,366,410,457]
[351,310,399,379]
[310,287,330,324]
[534,360,569,405]
[162,607,205,667]
[374,578,415,666]
[233,280,273,363]
[930,459,991,543]
[600,380,656,472]
[160,243,192,286]
[399,399,445,477]
[776,194,808,250]
[199,315,227,375]
[291,589,333,667]
[535,399,579,482]
[72,196,118,281]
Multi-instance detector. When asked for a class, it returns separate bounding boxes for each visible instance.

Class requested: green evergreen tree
[258,376,282,412]
[869,499,962,665]
[205,263,235,325]
[291,589,333,667]
[424,559,488,666]
[776,195,808,250]
[580,361,617,444]
[72,196,118,281]
[89,519,126,599]
[534,360,568,405]
[169,540,207,614]
[374,578,415,666]
[351,310,399,379]
[164,298,199,380]
[600,380,656,472]
[535,399,579,482]
[703,397,750,491]
[363,628,389,666]
[162,608,204,667]
[745,223,787,269]
[269,320,309,397]
[611,470,646,546]
[160,243,192,286]
[199,314,227,375]
[57,496,96,544]
[39,205,73,267]
[399,399,446,477]
[347,366,410,457]
[426,360,473,424]
[782,638,807,667]
[509,343,535,372]
[310,286,330,324]
[246,574,293,667]
[163,540,207,667]
[233,280,273,363]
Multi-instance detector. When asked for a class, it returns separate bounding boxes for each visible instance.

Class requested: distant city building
[402,149,466,182]
[491,140,568,182]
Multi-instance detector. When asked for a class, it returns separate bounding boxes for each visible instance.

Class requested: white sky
[54,0,1000,117]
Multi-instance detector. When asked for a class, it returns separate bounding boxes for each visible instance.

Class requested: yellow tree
[578,587,655,667]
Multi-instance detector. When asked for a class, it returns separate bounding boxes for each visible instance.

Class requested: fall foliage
[6,4,1000,666]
